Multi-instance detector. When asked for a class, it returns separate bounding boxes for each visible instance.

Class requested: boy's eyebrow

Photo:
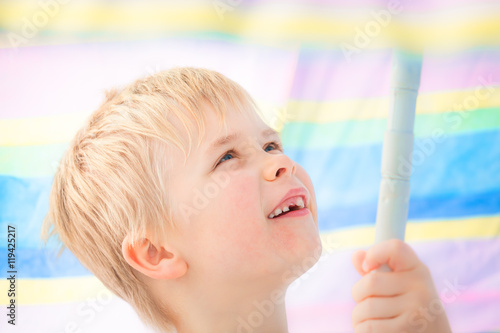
[206,128,280,155]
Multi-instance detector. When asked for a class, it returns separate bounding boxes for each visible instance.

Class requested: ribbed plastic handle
[373,49,423,273]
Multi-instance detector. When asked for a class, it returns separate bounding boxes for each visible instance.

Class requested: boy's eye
[214,141,283,168]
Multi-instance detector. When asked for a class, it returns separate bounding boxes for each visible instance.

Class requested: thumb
[352,249,367,276]
[363,239,420,273]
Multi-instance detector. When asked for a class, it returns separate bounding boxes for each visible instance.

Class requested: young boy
[42,67,452,333]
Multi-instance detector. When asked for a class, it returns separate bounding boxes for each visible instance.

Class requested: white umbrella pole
[374,50,423,255]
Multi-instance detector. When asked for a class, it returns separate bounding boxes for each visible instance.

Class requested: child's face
[167,103,321,291]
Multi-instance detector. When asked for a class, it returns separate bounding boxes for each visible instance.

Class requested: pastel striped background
[1,0,499,332]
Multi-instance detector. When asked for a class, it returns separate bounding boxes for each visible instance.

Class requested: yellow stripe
[0,112,90,146]
[0,276,113,305]
[0,2,499,49]
[287,87,500,123]
[1,216,498,305]
[2,88,499,146]
[0,100,280,146]
[321,215,500,252]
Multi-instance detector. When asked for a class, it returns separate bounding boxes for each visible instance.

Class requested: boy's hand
[351,239,452,333]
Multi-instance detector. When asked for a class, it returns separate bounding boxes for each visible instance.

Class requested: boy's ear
[121,235,188,280]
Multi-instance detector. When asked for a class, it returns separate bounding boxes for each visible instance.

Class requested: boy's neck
[172,285,289,333]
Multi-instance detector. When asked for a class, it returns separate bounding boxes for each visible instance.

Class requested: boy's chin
[284,236,323,280]
[299,239,323,269]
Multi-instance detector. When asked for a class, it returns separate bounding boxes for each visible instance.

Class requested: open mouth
[268,189,310,219]
[268,204,310,220]
[272,204,302,218]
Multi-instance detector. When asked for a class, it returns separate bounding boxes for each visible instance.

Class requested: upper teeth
[268,197,305,219]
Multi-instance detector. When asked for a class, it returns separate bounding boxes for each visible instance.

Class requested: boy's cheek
[223,174,258,214]
[202,221,273,277]
[295,164,318,223]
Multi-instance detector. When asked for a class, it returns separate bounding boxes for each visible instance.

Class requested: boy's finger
[351,270,410,303]
[352,249,367,276]
[351,293,406,327]
[363,239,420,273]
[353,314,408,333]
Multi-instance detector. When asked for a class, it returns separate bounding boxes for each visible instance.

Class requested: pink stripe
[246,0,499,12]
[0,39,296,119]
[9,300,157,332]
[2,41,499,119]
[290,48,500,100]
[286,293,500,333]
[284,238,500,332]
[290,49,392,99]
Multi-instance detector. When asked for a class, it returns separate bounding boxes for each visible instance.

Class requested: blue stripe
[287,129,500,227]
[1,129,499,246]
[0,247,91,278]
[0,176,55,247]
[317,191,500,231]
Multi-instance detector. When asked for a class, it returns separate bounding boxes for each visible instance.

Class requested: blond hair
[41,67,262,332]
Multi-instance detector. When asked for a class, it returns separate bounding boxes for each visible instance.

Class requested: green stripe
[0,143,69,178]
[0,108,499,178]
[282,107,500,149]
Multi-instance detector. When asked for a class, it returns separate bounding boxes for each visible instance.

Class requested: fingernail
[362,260,369,272]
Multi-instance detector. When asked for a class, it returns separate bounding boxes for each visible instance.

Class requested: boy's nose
[263,154,297,181]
